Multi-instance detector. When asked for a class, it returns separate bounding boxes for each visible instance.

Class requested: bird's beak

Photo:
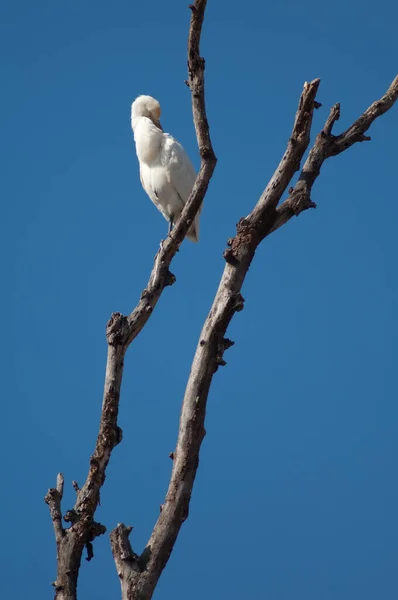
[152,117,163,131]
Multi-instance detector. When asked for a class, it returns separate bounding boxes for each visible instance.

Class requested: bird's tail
[186,208,201,243]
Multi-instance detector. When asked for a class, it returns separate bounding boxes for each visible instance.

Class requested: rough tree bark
[45,1,398,599]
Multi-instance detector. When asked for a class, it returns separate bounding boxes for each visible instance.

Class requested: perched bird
[131,95,200,242]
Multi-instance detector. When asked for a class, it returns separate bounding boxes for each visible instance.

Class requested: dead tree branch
[44,1,216,598]
[45,0,397,596]
[110,69,398,598]
[108,76,322,600]
[45,473,64,546]
[270,75,398,235]
[109,1,216,598]
[109,74,322,600]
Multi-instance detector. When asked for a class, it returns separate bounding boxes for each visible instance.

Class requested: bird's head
[131,95,163,131]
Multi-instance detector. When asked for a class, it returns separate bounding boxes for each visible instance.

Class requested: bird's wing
[163,135,201,241]
[140,163,157,205]
[139,162,169,221]
[163,136,197,201]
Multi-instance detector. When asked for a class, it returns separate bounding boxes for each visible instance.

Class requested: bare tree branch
[45,0,216,598]
[115,76,324,600]
[45,0,397,597]
[248,78,320,226]
[322,102,340,136]
[45,473,64,545]
[113,72,397,599]
[118,76,323,600]
[109,1,217,598]
[270,75,398,235]
[110,524,141,599]
[331,75,398,154]
[108,42,324,600]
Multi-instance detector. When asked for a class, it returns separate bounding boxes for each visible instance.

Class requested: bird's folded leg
[167,217,180,251]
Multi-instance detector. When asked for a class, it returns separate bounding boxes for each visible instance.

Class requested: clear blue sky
[2,1,397,599]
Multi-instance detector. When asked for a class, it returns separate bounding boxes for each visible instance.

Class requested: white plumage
[131,95,200,242]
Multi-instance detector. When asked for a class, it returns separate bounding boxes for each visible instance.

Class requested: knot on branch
[90,520,107,539]
[155,260,176,288]
[165,269,176,287]
[288,185,317,216]
[215,337,235,371]
[44,487,62,507]
[357,133,371,142]
[94,413,122,456]
[223,247,239,265]
[200,146,213,160]
[84,520,106,560]
[115,426,123,446]
[181,504,189,523]
[106,312,127,346]
[89,455,100,472]
[188,55,205,73]
[64,508,80,524]
[51,582,64,591]
[233,292,245,312]
[230,218,260,256]
[223,338,235,350]
[85,541,94,562]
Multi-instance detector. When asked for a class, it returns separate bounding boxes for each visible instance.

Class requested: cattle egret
[131,95,200,242]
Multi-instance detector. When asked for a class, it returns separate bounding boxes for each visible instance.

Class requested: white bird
[131,95,200,242]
